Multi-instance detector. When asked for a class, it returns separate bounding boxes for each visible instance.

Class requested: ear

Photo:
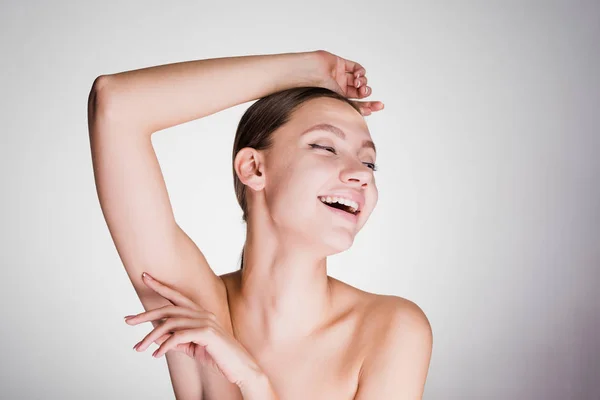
[234,147,265,191]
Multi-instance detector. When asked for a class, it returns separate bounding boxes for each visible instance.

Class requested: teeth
[319,196,360,213]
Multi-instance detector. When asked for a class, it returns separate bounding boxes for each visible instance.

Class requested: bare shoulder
[367,293,431,336]
[335,280,433,398]
[369,294,432,359]
[330,276,431,334]
[331,277,432,361]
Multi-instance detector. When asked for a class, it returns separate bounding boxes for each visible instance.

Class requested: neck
[230,216,335,346]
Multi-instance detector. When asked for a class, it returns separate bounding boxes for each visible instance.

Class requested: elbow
[88,75,117,124]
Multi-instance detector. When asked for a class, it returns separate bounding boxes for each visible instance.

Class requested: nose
[340,158,373,187]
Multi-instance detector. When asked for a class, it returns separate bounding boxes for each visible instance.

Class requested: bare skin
[88,50,432,399]
[216,271,424,400]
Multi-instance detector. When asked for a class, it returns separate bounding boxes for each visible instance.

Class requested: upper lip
[318,191,365,212]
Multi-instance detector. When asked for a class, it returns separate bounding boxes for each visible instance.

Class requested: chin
[322,231,355,256]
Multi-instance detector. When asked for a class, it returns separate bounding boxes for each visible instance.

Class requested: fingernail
[133,342,140,350]
[356,79,361,88]
[142,272,152,280]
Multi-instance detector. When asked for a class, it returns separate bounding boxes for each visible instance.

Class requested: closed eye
[310,144,378,172]
[309,143,337,154]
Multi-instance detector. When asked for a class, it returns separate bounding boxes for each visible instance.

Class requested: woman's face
[261,97,379,255]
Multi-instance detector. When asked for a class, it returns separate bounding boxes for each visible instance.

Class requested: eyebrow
[300,123,377,155]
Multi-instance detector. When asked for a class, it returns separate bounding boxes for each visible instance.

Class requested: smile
[318,196,360,214]
[319,199,360,223]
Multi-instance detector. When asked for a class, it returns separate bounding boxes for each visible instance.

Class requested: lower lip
[320,201,359,223]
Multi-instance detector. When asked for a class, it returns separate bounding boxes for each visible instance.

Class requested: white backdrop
[1,1,598,399]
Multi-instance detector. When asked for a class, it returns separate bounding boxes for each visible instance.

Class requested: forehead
[281,97,373,145]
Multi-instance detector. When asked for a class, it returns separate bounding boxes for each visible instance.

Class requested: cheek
[361,185,378,220]
[285,155,333,187]
[270,163,329,219]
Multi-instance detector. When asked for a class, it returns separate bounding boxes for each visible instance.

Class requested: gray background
[1,1,598,399]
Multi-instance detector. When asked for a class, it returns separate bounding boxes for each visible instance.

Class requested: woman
[88,50,432,399]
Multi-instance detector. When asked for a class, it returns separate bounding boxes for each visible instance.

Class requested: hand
[312,50,385,116]
[124,272,268,394]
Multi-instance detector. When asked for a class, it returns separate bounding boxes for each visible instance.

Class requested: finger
[142,273,198,309]
[133,332,171,349]
[363,100,384,112]
[136,317,208,352]
[341,57,366,78]
[345,73,356,88]
[345,86,360,99]
[345,73,368,89]
[354,66,366,78]
[154,333,171,346]
[359,85,372,98]
[371,101,385,111]
[352,101,385,116]
[147,333,195,357]
[153,327,218,358]
[126,305,201,326]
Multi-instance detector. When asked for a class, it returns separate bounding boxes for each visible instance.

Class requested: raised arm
[91,52,326,133]
[87,51,329,399]
[88,51,325,312]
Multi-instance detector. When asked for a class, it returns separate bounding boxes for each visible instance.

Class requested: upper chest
[206,274,379,399]
[203,275,381,400]
[202,319,367,400]
[249,322,365,399]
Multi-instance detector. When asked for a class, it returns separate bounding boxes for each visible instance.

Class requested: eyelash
[309,144,378,172]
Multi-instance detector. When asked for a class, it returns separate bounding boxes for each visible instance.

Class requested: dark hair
[232,86,362,269]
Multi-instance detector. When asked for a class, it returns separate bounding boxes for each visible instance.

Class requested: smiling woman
[230,87,378,270]
[87,50,432,399]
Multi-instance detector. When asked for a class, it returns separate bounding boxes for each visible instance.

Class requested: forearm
[92,51,323,134]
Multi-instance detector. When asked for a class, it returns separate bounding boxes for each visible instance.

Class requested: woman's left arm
[354,300,433,400]
[124,272,279,400]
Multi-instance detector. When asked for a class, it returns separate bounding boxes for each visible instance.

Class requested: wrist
[239,371,278,400]
[272,50,328,92]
